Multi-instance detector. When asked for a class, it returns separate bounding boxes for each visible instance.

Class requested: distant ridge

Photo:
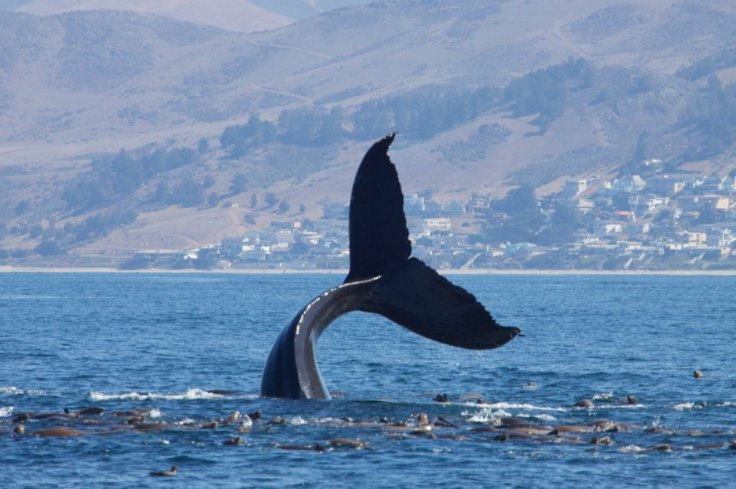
[16,0,291,32]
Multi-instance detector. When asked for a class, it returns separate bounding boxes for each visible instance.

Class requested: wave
[0,406,14,417]
[673,402,703,411]
[0,386,49,397]
[88,388,254,402]
[471,402,569,412]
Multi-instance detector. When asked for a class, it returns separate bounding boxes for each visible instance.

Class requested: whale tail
[260,134,519,399]
[347,133,519,349]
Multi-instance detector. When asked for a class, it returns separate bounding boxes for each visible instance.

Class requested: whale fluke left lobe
[346,133,411,283]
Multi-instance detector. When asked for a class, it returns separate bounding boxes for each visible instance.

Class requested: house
[646,197,670,211]
[577,198,596,213]
[692,175,721,193]
[469,195,491,215]
[404,194,425,216]
[719,175,736,192]
[685,231,707,248]
[424,218,452,233]
[700,195,731,211]
[612,210,635,222]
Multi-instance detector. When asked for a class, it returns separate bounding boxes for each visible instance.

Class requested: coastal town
[122,161,736,272]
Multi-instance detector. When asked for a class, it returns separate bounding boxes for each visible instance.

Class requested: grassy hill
[1,0,735,262]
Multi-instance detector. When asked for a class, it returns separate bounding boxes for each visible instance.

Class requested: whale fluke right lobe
[361,258,520,349]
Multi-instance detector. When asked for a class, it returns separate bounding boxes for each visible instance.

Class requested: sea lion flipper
[345,133,412,283]
[362,258,520,350]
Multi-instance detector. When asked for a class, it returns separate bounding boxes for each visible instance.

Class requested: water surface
[1,273,734,488]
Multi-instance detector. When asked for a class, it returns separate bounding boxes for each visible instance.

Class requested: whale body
[260,134,520,399]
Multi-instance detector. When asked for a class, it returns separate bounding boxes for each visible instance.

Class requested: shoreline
[2,265,736,276]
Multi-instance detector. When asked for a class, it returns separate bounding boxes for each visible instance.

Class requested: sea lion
[590,436,614,445]
[328,438,367,449]
[32,427,85,437]
[275,444,325,452]
[433,394,451,403]
[150,466,177,477]
[575,399,594,408]
[549,425,596,435]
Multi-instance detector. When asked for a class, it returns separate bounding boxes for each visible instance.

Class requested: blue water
[1,273,735,488]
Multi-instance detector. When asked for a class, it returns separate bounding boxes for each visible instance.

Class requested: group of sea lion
[5,397,735,457]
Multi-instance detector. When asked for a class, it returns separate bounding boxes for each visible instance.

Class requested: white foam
[288,416,308,426]
[473,402,568,412]
[673,402,702,411]
[0,406,14,417]
[511,412,558,422]
[463,408,512,423]
[533,413,558,422]
[89,388,227,401]
[0,386,48,396]
[619,445,646,453]
[592,392,615,401]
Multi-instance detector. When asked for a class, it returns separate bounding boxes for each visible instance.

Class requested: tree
[14,200,29,216]
[536,204,579,246]
[493,186,538,214]
[34,240,64,256]
[264,192,278,208]
[484,186,544,244]
[230,173,247,194]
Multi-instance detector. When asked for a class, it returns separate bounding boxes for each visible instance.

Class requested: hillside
[13,0,373,31]
[1,0,736,264]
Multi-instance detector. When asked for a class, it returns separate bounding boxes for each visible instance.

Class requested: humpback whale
[260,134,520,399]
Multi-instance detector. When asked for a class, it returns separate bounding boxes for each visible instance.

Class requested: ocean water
[1,272,735,488]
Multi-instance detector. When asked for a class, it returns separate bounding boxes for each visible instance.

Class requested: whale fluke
[346,133,411,283]
[260,134,520,399]
[360,257,518,349]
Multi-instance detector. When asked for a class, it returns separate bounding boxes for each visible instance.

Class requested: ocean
[1,272,735,488]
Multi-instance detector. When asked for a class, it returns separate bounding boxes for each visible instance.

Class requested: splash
[0,406,14,417]
[88,388,242,401]
[463,407,512,423]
